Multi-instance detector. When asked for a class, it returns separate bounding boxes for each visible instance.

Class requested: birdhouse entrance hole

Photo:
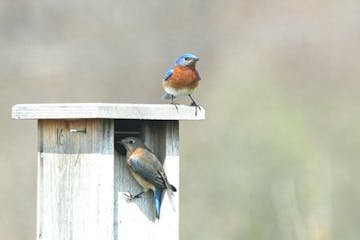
[114,119,170,164]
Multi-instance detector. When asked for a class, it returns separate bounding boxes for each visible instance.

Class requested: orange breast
[165,66,200,89]
[131,147,145,158]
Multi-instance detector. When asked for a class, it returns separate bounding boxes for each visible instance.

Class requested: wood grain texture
[37,119,180,240]
[20,103,192,240]
[37,119,114,240]
[114,120,179,240]
[12,103,205,120]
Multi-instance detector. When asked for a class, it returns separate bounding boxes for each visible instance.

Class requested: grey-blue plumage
[121,137,176,219]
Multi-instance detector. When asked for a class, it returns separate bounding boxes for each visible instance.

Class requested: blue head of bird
[174,53,199,67]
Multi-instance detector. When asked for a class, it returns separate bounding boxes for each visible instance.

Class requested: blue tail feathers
[154,189,163,219]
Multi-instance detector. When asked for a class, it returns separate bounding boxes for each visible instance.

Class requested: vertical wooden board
[114,120,179,240]
[37,119,114,240]
[160,121,179,239]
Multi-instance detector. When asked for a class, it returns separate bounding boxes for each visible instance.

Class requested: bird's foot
[190,102,201,116]
[171,102,179,111]
[170,95,179,111]
[188,94,201,116]
[123,191,144,201]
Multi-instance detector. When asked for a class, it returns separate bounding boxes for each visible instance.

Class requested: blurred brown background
[1,1,360,239]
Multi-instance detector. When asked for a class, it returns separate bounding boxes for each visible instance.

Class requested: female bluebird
[121,137,176,219]
[161,53,201,111]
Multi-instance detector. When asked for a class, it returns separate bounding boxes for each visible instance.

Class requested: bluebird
[120,137,177,219]
[161,53,201,112]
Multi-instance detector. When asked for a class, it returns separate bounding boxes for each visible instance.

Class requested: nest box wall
[12,103,205,240]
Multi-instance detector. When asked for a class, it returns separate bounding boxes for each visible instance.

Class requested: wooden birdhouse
[12,103,205,240]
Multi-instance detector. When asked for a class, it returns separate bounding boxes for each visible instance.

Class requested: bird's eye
[129,139,135,144]
[184,57,190,61]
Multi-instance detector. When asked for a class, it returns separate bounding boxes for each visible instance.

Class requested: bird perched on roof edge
[161,53,202,113]
[121,137,177,219]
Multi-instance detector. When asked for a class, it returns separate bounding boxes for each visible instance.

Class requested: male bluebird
[161,53,201,112]
[121,137,176,219]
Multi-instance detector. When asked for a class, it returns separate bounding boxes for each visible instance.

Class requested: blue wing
[163,66,174,80]
[128,151,166,189]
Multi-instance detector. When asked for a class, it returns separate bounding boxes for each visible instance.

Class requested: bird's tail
[163,176,177,192]
[161,93,173,100]
[169,184,177,192]
[154,188,163,219]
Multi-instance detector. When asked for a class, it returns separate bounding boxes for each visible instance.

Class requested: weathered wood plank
[37,119,114,240]
[12,103,205,120]
[114,120,179,240]
[17,103,199,239]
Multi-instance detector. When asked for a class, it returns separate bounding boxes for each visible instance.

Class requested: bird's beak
[189,57,199,64]
[120,139,126,146]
